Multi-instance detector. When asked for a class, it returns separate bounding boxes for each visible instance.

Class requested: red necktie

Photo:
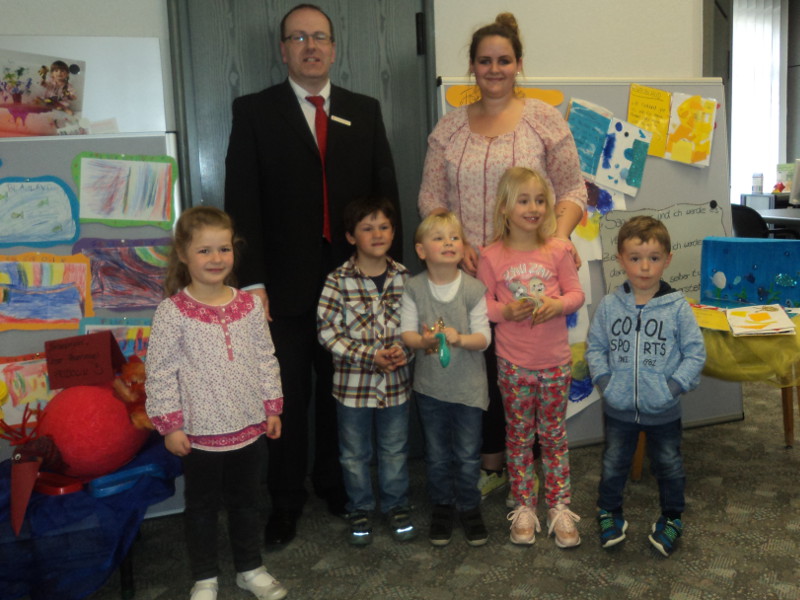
[306,95,330,242]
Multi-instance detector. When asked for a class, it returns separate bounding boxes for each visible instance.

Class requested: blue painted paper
[567,101,611,178]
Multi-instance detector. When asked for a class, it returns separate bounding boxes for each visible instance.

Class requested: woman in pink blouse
[417,12,587,493]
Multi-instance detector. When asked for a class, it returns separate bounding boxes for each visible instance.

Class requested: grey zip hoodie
[585,281,706,425]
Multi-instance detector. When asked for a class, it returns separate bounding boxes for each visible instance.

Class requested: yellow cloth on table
[702,316,800,387]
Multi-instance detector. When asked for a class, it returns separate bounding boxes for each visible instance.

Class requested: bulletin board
[0,133,178,466]
[438,77,741,445]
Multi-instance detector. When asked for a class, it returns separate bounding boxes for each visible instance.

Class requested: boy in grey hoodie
[586,216,705,556]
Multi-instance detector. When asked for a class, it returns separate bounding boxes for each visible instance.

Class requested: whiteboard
[437,77,742,445]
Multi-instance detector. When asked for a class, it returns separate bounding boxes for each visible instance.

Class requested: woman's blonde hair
[163,206,241,297]
[491,167,556,244]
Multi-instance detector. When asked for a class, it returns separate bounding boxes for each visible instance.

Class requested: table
[701,323,800,447]
[756,207,800,227]
[0,433,181,600]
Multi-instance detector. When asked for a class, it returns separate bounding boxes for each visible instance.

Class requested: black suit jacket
[224,80,401,316]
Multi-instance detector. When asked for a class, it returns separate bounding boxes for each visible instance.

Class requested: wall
[0,0,175,129]
[0,0,705,130]
[433,0,704,78]
[789,0,800,161]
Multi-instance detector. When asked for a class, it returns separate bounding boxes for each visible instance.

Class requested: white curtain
[730,0,785,203]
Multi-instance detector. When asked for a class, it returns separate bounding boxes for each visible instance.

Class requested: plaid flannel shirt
[317,256,413,408]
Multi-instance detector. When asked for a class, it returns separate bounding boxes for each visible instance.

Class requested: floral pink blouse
[418,98,587,247]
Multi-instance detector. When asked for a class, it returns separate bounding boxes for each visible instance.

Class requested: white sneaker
[190,578,218,600]
[236,566,288,600]
[547,504,581,548]
[507,505,540,545]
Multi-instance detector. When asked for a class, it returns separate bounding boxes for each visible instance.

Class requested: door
[168,0,433,267]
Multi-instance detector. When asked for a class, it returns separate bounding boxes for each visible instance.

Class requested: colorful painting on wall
[0,176,79,247]
[596,118,652,196]
[72,152,177,229]
[0,48,87,137]
[0,354,59,423]
[81,317,151,359]
[0,252,92,330]
[73,238,169,311]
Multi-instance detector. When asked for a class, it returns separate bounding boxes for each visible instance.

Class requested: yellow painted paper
[691,306,730,332]
[627,84,671,157]
[665,93,717,167]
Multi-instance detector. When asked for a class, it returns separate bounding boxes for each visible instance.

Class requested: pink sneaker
[507,505,540,545]
[547,504,581,548]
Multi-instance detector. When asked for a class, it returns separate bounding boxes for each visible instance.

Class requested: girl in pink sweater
[476,167,585,549]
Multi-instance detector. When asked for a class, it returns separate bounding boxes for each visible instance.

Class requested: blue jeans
[416,393,482,512]
[597,415,686,516]
[336,402,409,514]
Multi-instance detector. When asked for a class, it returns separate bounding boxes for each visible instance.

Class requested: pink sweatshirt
[477,239,584,371]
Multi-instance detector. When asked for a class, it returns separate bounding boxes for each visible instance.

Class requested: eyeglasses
[282,32,333,45]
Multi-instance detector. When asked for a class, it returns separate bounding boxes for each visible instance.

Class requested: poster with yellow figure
[664,92,717,167]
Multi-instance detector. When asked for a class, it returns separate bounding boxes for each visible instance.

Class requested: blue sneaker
[649,516,683,556]
[597,510,628,548]
[348,510,373,546]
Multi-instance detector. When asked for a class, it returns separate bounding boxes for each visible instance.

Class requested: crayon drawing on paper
[0,356,59,423]
[74,152,176,228]
[0,252,92,330]
[77,241,168,311]
[0,176,79,247]
[81,317,151,359]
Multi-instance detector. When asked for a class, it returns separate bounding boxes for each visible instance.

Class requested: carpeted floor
[89,381,800,600]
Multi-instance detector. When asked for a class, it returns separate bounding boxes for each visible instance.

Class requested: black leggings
[182,439,266,580]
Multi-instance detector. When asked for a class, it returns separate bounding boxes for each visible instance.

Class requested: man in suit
[224,3,401,548]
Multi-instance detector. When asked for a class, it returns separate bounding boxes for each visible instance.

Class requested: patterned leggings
[498,358,572,509]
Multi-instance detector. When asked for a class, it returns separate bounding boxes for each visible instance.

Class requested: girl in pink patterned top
[145,206,287,600]
[477,167,584,549]
[418,12,588,506]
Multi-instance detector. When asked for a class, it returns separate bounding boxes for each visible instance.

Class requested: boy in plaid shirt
[317,196,415,546]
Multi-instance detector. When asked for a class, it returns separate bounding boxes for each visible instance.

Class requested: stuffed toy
[111,356,154,430]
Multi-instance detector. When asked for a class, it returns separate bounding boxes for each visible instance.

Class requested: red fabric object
[306,95,330,241]
[10,458,41,535]
[38,386,149,481]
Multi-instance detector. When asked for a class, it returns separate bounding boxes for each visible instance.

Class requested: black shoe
[348,510,373,546]
[264,509,299,548]
[429,504,454,547]
[459,507,488,546]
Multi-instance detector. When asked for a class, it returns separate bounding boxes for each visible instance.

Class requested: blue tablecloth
[0,433,181,600]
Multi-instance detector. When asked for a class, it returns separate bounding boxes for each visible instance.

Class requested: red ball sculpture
[38,385,150,480]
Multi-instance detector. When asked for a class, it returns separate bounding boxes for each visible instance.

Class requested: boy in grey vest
[400,212,491,546]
